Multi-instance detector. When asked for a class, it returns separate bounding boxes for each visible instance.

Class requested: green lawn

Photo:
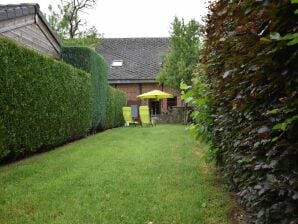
[0,125,233,224]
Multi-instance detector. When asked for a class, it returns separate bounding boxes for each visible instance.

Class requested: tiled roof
[0,4,37,21]
[96,38,170,83]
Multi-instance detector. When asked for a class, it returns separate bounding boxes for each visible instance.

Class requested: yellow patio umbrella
[137,89,173,99]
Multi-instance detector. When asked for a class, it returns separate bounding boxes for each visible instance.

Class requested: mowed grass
[0,125,233,224]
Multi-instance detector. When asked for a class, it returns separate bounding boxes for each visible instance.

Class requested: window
[167,96,177,108]
[111,60,123,67]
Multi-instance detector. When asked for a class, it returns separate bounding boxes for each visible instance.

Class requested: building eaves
[108,79,157,84]
[0,4,61,48]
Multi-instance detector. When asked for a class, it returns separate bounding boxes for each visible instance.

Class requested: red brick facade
[98,38,179,115]
[111,83,182,113]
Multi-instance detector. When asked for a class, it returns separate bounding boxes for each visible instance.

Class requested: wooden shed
[0,4,61,58]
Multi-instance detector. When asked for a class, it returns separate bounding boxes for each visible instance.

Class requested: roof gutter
[108,79,158,84]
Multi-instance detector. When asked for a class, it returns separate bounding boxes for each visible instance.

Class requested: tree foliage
[180,65,216,161]
[47,0,100,48]
[183,0,298,223]
[62,26,101,48]
[157,17,201,90]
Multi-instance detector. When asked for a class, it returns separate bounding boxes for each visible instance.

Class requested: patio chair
[122,107,138,127]
[139,106,155,126]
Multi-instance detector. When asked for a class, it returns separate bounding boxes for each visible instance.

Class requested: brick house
[97,38,182,115]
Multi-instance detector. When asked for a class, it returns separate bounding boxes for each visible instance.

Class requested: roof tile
[27,5,35,14]
[14,7,23,17]
[6,8,15,19]
[0,10,7,21]
[21,6,29,16]
[0,4,37,19]
[97,38,170,83]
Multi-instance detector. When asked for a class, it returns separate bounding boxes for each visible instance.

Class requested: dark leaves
[199,0,298,223]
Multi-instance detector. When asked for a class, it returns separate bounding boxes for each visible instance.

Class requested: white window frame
[111,60,123,67]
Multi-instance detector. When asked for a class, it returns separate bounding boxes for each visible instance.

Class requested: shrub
[103,86,127,129]
[60,47,108,131]
[194,1,298,223]
[0,37,92,161]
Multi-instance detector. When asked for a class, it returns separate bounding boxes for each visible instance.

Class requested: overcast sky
[2,0,210,37]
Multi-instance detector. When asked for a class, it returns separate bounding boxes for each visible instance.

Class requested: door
[150,100,161,115]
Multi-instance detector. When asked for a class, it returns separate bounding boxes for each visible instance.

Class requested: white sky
[2,0,210,37]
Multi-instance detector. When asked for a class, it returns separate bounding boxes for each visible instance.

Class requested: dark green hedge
[60,47,108,131]
[200,1,298,223]
[0,38,92,161]
[103,86,127,129]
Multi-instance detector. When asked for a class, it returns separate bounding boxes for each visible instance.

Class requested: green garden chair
[139,106,154,126]
[122,107,138,127]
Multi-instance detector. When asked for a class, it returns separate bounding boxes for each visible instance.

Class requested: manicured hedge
[60,47,108,131]
[199,1,298,223]
[0,38,92,161]
[103,86,127,129]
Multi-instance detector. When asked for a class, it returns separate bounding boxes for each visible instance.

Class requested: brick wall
[112,83,183,112]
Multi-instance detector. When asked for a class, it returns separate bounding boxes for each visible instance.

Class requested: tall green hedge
[103,86,127,129]
[198,1,298,223]
[0,38,92,161]
[60,47,108,131]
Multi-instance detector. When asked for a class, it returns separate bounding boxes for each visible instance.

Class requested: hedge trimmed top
[61,47,108,131]
[0,37,92,160]
[0,37,127,162]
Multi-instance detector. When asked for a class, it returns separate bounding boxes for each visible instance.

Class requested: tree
[157,17,201,90]
[62,25,101,48]
[47,0,100,47]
